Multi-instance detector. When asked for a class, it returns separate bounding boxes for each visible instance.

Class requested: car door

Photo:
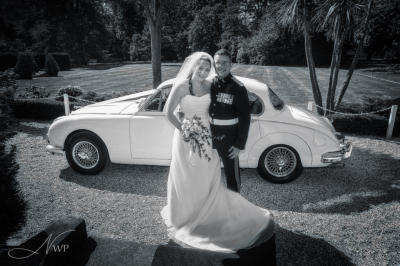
[130,87,175,165]
[239,91,262,166]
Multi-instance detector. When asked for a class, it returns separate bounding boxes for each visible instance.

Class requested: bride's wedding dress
[161,86,275,253]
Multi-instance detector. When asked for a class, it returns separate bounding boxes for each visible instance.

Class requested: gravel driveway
[5,119,400,266]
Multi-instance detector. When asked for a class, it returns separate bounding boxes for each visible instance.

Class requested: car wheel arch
[247,132,313,167]
[64,129,107,152]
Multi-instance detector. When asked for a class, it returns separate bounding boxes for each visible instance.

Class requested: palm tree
[278,0,324,115]
[335,0,373,108]
[313,0,372,114]
[278,0,372,116]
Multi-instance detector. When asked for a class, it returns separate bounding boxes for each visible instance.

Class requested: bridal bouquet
[181,115,212,162]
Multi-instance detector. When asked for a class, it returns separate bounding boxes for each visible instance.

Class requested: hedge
[331,97,400,136]
[0,116,26,245]
[0,53,18,71]
[11,98,73,120]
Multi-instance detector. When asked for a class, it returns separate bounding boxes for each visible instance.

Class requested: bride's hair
[174,52,215,85]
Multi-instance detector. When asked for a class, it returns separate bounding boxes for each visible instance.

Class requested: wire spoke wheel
[264,147,297,178]
[72,141,99,169]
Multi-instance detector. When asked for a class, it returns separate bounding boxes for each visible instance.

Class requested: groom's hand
[228,146,241,159]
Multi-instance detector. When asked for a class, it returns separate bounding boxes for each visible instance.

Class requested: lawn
[16,63,400,108]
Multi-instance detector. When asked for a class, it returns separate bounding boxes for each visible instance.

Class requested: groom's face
[214,55,231,79]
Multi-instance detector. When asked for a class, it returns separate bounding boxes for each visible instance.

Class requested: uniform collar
[217,73,232,83]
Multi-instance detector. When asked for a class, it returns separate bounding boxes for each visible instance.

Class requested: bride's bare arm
[165,82,187,132]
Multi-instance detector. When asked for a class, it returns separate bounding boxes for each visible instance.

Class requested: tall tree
[314,0,368,114]
[335,0,373,108]
[279,0,324,115]
[139,0,162,88]
[279,0,373,115]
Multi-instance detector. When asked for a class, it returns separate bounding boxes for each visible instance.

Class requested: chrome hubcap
[265,147,297,177]
[72,141,99,169]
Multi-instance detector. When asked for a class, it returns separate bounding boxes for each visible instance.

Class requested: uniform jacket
[209,74,251,150]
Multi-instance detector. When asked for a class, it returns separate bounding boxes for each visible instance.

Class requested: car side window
[145,90,162,111]
[248,92,263,115]
[144,85,172,112]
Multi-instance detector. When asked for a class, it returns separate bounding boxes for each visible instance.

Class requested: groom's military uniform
[209,74,251,192]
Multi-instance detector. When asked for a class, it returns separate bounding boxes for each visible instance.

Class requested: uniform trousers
[210,124,241,193]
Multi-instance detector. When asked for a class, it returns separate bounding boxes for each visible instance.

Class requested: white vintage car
[46,76,352,183]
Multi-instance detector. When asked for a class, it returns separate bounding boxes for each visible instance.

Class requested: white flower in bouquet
[181,115,211,162]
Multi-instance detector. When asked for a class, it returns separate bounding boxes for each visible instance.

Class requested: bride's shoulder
[171,79,190,97]
[173,79,190,90]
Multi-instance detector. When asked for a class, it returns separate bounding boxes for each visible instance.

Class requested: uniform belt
[209,117,238,126]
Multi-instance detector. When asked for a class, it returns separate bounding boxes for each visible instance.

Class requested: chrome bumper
[46,144,64,155]
[321,139,352,163]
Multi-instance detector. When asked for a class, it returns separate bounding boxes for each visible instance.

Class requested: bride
[161,52,275,253]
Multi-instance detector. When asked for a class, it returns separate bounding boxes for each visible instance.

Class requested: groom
[209,49,251,193]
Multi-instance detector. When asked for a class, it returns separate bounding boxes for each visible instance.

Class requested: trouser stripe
[234,157,241,192]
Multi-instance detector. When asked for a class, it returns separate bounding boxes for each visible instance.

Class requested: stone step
[0,216,96,266]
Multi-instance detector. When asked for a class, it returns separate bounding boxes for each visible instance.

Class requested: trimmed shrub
[14,53,38,79]
[52,53,71,70]
[0,71,17,115]
[81,91,106,102]
[34,54,46,69]
[0,70,17,89]
[34,53,71,70]
[0,53,18,71]
[11,98,73,119]
[45,54,60,76]
[17,85,50,99]
[56,85,83,102]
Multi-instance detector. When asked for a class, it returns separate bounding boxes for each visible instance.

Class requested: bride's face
[191,59,211,81]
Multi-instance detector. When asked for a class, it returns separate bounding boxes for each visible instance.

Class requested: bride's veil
[174,52,216,86]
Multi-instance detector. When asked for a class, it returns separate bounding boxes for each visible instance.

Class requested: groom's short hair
[214,49,231,61]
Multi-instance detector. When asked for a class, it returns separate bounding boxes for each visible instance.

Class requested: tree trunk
[141,0,162,89]
[149,18,162,88]
[329,27,346,112]
[303,1,323,115]
[335,41,361,108]
[335,0,373,108]
[326,17,342,114]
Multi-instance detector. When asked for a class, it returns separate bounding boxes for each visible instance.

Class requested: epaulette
[231,76,244,87]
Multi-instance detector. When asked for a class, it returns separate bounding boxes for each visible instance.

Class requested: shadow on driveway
[60,142,400,215]
[89,226,353,266]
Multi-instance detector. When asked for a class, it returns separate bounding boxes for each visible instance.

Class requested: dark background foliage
[0,0,398,68]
